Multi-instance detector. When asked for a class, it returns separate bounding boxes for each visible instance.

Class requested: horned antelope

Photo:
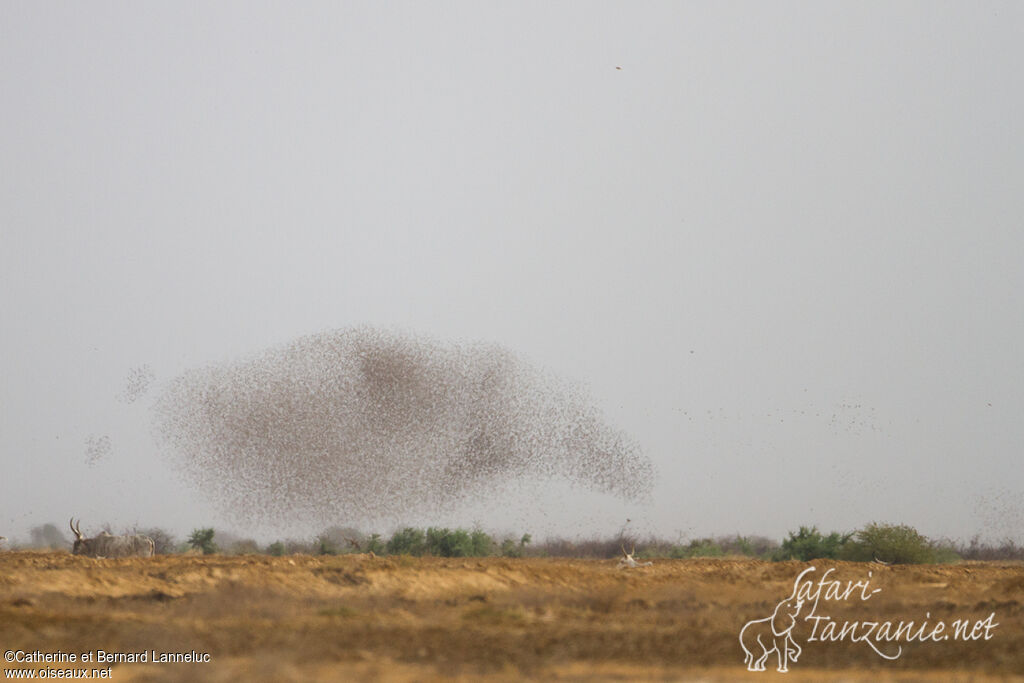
[617,543,653,568]
[69,519,155,558]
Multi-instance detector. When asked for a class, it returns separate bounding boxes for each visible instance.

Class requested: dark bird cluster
[152,327,653,527]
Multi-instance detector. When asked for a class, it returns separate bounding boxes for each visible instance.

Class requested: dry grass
[0,552,1021,681]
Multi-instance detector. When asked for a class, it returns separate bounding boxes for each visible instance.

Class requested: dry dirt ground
[0,552,1020,681]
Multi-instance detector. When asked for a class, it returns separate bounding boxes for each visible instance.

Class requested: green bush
[316,536,340,555]
[839,522,935,564]
[470,529,494,556]
[773,526,851,561]
[386,527,426,556]
[718,534,779,558]
[425,527,473,557]
[730,536,754,556]
[266,541,285,556]
[931,543,962,564]
[188,528,218,555]
[669,538,724,558]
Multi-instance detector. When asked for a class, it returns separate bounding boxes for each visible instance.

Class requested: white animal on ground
[617,543,653,568]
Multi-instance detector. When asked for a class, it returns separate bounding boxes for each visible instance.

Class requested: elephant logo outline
[739,596,804,672]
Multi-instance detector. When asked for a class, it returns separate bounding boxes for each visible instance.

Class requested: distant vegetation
[838,522,939,564]
[187,528,218,555]
[771,526,852,561]
[7,521,1022,563]
[28,523,67,550]
[952,535,1024,561]
[138,527,177,555]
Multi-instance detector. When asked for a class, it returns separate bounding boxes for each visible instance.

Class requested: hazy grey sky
[2,2,1022,543]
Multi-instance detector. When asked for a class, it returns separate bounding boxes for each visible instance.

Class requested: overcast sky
[2,2,1021,545]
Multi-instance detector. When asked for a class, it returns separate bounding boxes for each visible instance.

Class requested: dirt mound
[1,553,1020,681]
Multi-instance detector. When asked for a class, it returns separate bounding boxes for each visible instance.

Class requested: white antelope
[69,519,155,558]
[617,543,653,568]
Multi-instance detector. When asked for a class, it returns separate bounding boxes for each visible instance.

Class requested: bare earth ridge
[0,553,1020,681]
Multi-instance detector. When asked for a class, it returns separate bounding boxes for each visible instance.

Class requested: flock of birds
[152,327,654,527]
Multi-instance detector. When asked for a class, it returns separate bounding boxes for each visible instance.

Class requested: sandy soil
[0,552,1020,681]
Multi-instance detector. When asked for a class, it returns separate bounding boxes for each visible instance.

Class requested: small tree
[839,522,935,564]
[188,528,218,555]
[266,541,286,556]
